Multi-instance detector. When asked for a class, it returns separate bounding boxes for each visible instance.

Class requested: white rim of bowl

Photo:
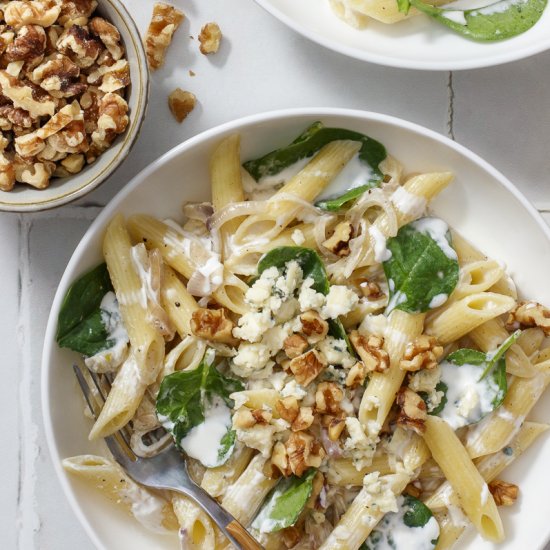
[0,0,150,212]
[41,107,550,550]
[254,0,550,71]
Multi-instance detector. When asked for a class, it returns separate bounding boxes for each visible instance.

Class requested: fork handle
[176,484,264,550]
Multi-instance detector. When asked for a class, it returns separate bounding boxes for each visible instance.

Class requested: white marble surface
[1,0,549,549]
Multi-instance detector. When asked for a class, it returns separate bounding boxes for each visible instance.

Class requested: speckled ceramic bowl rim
[0,0,149,212]
[41,108,550,550]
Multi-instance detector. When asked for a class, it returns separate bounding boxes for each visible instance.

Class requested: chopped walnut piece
[0,103,33,129]
[198,22,222,55]
[300,310,329,344]
[58,0,98,26]
[404,481,422,499]
[285,432,325,477]
[145,3,184,70]
[56,24,101,68]
[251,408,273,425]
[14,157,55,188]
[31,54,81,97]
[350,331,390,373]
[14,132,45,158]
[89,17,123,60]
[396,387,427,435]
[269,441,290,477]
[0,70,55,117]
[190,307,238,345]
[488,480,518,506]
[289,349,327,386]
[59,152,84,174]
[276,396,299,424]
[315,382,343,414]
[4,25,46,66]
[36,101,80,139]
[291,407,314,432]
[89,92,128,152]
[400,335,444,372]
[327,416,346,441]
[4,1,61,29]
[168,88,196,123]
[359,280,383,299]
[87,59,130,93]
[505,301,550,336]
[283,334,308,359]
[345,361,367,388]
[47,117,88,154]
[322,221,354,257]
[0,151,15,191]
[232,406,256,429]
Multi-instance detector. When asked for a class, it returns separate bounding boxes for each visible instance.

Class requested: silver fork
[73,364,263,550]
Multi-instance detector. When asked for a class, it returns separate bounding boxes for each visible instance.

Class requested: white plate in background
[42,108,550,550]
[254,0,550,70]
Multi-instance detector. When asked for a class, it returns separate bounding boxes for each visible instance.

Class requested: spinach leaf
[361,495,439,550]
[435,331,520,428]
[316,184,374,212]
[243,122,387,211]
[251,469,316,533]
[409,0,546,42]
[258,246,329,294]
[420,381,448,415]
[258,247,355,352]
[383,217,459,315]
[156,350,244,467]
[56,263,115,356]
[397,0,412,14]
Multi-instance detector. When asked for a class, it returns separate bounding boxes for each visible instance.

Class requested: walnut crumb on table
[168,88,196,123]
[198,22,222,55]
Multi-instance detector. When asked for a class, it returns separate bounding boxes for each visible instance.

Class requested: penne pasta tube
[359,310,425,433]
[423,416,504,542]
[160,265,199,338]
[127,215,250,315]
[200,444,255,499]
[450,230,486,265]
[425,421,549,512]
[426,292,516,344]
[172,494,217,549]
[327,455,393,486]
[210,134,245,258]
[63,455,179,531]
[469,319,538,378]
[434,512,465,550]
[465,370,550,458]
[221,454,278,526]
[451,260,504,302]
[234,140,361,242]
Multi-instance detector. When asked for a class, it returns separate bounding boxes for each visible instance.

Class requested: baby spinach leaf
[361,495,439,550]
[56,263,115,356]
[420,381,448,415]
[383,218,459,315]
[251,469,316,533]
[435,331,520,429]
[409,0,546,42]
[156,350,244,467]
[316,184,375,212]
[243,122,387,210]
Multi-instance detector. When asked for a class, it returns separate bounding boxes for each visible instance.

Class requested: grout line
[15,215,41,549]
[447,71,455,141]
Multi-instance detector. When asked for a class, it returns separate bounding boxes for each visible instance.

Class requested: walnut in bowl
[0,0,149,211]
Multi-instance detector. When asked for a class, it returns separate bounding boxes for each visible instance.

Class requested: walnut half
[168,88,196,123]
[190,307,237,345]
[396,387,427,435]
[505,301,550,336]
[400,335,443,372]
[350,331,390,373]
[488,480,518,506]
[145,3,184,70]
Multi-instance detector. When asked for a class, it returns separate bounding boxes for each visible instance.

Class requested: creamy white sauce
[368,495,440,550]
[438,360,501,430]
[317,153,376,202]
[85,291,129,371]
[473,0,527,15]
[391,187,427,219]
[411,218,458,260]
[121,483,168,533]
[179,396,233,468]
[369,225,392,263]
[441,9,468,24]
[428,293,448,309]
[130,245,157,309]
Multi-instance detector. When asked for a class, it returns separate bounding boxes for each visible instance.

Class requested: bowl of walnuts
[0,0,149,212]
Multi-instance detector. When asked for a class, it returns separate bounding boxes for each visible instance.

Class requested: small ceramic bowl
[0,0,149,212]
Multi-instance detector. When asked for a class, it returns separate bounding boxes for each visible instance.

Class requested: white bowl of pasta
[254,0,550,70]
[42,108,550,550]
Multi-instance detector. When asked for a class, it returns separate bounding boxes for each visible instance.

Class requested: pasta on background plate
[57,122,550,550]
